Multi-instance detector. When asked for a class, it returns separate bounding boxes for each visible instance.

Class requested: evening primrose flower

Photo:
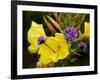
[28,21,47,53]
[84,22,90,37]
[38,33,69,65]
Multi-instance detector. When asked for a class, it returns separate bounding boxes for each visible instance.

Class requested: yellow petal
[55,33,69,59]
[39,54,53,65]
[84,22,90,36]
[38,41,58,63]
[38,37,59,64]
[38,33,69,65]
[57,45,69,60]
[28,44,38,53]
[45,37,59,52]
[28,21,46,43]
[27,21,47,53]
[55,33,66,42]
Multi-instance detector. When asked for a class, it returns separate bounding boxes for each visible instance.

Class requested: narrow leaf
[76,15,86,29]
[43,17,56,33]
[53,12,59,22]
[47,16,62,32]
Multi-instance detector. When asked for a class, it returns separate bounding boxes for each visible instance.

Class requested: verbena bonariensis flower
[78,42,87,50]
[38,33,69,65]
[38,36,46,45]
[64,27,78,41]
[64,34,75,41]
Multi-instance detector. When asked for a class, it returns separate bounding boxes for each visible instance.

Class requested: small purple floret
[38,36,45,45]
[64,34,75,41]
[78,42,87,50]
[64,27,78,41]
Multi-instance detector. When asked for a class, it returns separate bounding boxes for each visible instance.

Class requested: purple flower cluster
[38,36,45,45]
[78,42,87,50]
[64,27,78,41]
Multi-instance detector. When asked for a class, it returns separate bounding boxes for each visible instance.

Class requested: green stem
[74,35,84,42]
[70,49,82,56]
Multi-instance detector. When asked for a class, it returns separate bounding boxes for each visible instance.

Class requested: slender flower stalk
[44,43,56,53]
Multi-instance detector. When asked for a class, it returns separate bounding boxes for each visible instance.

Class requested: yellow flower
[38,33,69,65]
[84,22,90,37]
[28,21,47,53]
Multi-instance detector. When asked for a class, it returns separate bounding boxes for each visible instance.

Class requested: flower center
[58,45,61,49]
